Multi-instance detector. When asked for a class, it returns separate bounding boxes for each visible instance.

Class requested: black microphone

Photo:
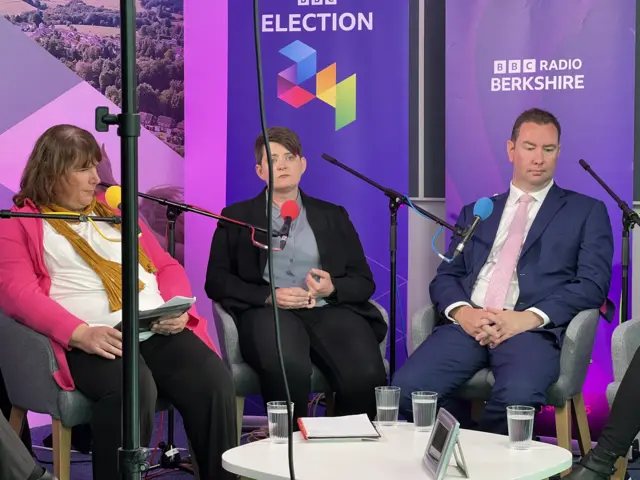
[278,200,300,249]
[452,197,494,259]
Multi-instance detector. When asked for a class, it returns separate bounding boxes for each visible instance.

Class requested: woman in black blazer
[206,127,387,422]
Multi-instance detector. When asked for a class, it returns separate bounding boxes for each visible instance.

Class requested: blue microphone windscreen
[473,197,494,220]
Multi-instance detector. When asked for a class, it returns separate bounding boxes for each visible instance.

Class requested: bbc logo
[298,0,337,5]
[493,59,537,74]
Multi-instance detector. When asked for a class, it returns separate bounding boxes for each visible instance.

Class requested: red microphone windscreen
[280,200,300,220]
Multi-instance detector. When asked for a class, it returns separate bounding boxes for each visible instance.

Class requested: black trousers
[238,305,387,421]
[67,329,237,480]
[597,345,640,457]
[0,368,32,452]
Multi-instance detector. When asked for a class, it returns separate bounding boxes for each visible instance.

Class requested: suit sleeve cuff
[527,307,551,327]
[445,301,472,323]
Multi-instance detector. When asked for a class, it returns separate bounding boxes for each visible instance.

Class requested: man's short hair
[254,126,303,165]
[510,108,561,143]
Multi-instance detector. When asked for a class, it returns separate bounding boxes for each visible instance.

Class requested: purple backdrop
[226,0,409,385]
[446,0,635,437]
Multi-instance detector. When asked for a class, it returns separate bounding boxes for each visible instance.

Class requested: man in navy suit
[392,108,613,434]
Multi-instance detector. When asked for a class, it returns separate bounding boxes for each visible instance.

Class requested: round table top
[222,423,573,480]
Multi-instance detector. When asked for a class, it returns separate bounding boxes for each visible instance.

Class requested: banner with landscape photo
[0,0,186,263]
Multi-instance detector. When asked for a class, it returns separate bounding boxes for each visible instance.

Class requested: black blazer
[205,189,387,342]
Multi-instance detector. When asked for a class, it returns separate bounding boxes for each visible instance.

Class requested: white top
[43,216,166,340]
[222,423,573,480]
[445,180,554,326]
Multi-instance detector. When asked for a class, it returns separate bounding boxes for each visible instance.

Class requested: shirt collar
[267,190,303,219]
[507,179,554,205]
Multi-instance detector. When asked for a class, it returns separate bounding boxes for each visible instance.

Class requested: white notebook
[298,414,381,440]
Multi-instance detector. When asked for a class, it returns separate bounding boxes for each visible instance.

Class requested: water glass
[507,405,535,449]
[375,386,401,425]
[412,391,438,431]
[267,401,294,443]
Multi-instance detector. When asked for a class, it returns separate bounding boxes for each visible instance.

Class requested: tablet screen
[427,422,449,461]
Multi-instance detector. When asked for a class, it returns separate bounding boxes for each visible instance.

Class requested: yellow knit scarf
[40,198,157,312]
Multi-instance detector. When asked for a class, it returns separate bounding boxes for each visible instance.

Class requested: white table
[222,424,573,480]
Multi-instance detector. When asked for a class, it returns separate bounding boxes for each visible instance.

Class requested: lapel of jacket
[520,183,566,259]
[247,189,269,273]
[300,190,331,267]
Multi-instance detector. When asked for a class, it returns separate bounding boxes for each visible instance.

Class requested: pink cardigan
[0,195,216,391]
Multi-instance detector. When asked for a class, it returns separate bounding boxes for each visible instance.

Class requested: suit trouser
[238,305,387,422]
[0,413,46,480]
[66,329,237,480]
[392,323,561,434]
[0,368,32,451]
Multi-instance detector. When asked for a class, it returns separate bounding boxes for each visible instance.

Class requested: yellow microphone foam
[105,185,122,210]
[104,185,142,237]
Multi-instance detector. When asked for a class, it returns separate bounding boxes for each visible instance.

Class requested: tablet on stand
[422,408,469,480]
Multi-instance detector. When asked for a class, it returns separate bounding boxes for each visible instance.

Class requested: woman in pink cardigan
[0,125,236,480]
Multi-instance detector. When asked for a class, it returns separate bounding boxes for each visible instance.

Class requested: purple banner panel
[226,0,410,371]
[446,0,635,438]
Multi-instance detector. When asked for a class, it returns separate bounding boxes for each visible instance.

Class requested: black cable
[252,1,295,479]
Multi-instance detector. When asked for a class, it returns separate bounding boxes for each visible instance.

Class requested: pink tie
[484,194,535,310]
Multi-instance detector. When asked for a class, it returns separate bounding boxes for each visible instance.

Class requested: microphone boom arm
[0,211,122,223]
[320,153,463,378]
[321,154,462,235]
[100,183,270,235]
[579,159,640,225]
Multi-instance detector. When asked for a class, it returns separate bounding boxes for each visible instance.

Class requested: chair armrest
[611,317,640,382]
[211,302,244,367]
[409,304,437,356]
[0,312,62,416]
[555,309,600,398]
[369,299,389,357]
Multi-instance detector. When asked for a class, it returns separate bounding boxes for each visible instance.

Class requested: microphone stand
[94,0,143,475]
[579,159,640,323]
[105,186,268,475]
[130,200,191,474]
[321,154,461,377]
[153,202,192,474]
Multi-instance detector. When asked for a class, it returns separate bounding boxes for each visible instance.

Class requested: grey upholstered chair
[0,311,181,480]
[606,317,640,480]
[410,305,599,470]
[213,300,390,437]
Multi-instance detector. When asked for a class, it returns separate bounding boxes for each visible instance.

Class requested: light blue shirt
[263,194,327,307]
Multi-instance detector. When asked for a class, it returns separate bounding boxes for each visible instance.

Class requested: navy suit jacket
[429,183,614,341]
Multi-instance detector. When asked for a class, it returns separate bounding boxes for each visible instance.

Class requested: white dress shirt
[43,215,167,341]
[444,180,554,326]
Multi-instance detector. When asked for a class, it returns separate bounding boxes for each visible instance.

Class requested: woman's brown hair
[13,124,102,207]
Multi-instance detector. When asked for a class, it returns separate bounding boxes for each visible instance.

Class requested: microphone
[105,185,123,210]
[452,197,494,259]
[279,200,300,249]
[104,185,142,236]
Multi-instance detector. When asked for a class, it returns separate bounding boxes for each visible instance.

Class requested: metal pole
[95,0,144,476]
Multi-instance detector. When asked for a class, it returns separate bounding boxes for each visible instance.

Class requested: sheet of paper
[160,296,196,309]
